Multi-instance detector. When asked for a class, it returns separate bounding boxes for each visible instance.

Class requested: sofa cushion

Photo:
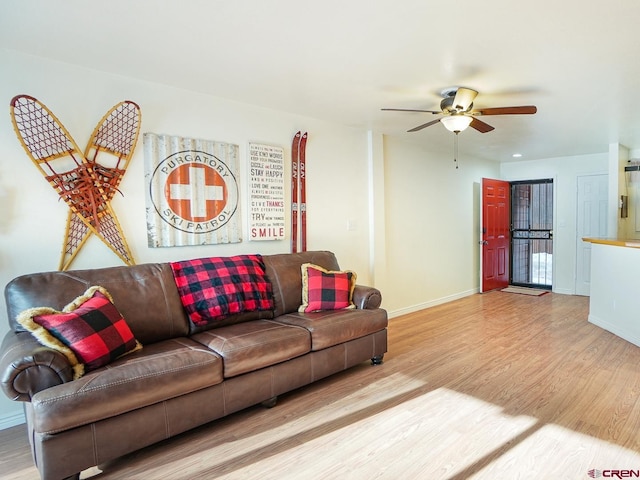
[5,263,191,344]
[299,263,356,313]
[191,320,310,378]
[171,255,274,333]
[16,286,142,380]
[274,308,388,351]
[30,338,224,434]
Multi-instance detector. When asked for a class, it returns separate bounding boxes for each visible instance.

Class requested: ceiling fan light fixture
[441,115,473,132]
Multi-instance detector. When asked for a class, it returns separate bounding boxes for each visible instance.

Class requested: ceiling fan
[382,87,537,134]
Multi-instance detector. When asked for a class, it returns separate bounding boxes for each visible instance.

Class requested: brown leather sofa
[0,250,387,480]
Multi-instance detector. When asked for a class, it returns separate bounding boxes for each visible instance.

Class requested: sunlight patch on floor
[117,373,427,479]
[217,388,539,479]
[96,384,640,480]
[471,423,640,479]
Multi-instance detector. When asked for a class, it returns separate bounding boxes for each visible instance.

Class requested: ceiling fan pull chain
[454,132,459,169]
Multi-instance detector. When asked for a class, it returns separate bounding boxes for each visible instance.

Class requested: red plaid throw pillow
[17,286,142,379]
[170,254,274,329]
[299,263,357,313]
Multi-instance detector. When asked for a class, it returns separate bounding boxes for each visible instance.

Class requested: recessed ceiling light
[512,153,523,158]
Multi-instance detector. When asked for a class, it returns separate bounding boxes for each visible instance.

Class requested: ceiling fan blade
[407,118,442,132]
[452,87,478,112]
[381,108,441,114]
[474,106,537,116]
[470,117,495,133]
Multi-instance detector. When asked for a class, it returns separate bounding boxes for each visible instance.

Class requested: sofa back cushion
[5,251,343,343]
[5,263,190,345]
[263,251,341,317]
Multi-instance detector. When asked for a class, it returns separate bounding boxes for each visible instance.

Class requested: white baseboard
[388,288,478,319]
[0,409,25,430]
[552,287,575,295]
[589,314,640,348]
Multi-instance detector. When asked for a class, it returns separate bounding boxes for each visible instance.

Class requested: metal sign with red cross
[144,134,241,247]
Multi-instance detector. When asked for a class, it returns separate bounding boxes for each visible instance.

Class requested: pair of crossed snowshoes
[10,95,141,270]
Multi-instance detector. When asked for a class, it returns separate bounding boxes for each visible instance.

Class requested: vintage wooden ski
[291,131,301,253]
[299,132,308,252]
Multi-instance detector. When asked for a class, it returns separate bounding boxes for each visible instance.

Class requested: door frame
[480,176,557,293]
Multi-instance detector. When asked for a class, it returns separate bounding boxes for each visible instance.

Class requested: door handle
[479,240,488,245]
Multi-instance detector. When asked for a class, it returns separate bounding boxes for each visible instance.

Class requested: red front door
[481,178,510,292]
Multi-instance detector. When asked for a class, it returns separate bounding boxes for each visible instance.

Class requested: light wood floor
[3,291,640,479]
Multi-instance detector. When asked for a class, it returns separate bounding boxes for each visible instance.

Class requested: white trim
[0,409,25,430]
[387,288,478,319]
[552,287,574,295]
[589,313,640,349]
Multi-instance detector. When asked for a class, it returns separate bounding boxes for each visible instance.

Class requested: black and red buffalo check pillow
[170,254,274,329]
[17,286,142,379]
[299,263,357,313]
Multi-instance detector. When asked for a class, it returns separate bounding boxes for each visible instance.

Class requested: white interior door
[575,174,608,296]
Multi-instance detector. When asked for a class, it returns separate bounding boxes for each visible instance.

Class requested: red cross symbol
[165,164,227,221]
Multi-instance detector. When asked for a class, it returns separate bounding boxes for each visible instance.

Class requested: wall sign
[144,133,241,247]
[248,143,285,241]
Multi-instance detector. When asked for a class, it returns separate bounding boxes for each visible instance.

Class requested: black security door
[510,179,553,289]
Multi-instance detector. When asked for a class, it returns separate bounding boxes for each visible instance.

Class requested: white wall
[380,136,500,314]
[588,242,640,347]
[0,49,374,426]
[500,153,608,295]
[0,48,610,428]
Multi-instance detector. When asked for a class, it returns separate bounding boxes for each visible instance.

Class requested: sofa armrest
[0,331,74,402]
[352,285,382,310]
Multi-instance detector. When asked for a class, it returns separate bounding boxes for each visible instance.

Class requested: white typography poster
[248,143,285,241]
[144,133,241,247]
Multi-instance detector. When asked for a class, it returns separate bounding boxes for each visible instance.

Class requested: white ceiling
[3,0,640,163]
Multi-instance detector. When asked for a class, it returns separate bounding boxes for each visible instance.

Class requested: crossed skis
[10,95,141,270]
